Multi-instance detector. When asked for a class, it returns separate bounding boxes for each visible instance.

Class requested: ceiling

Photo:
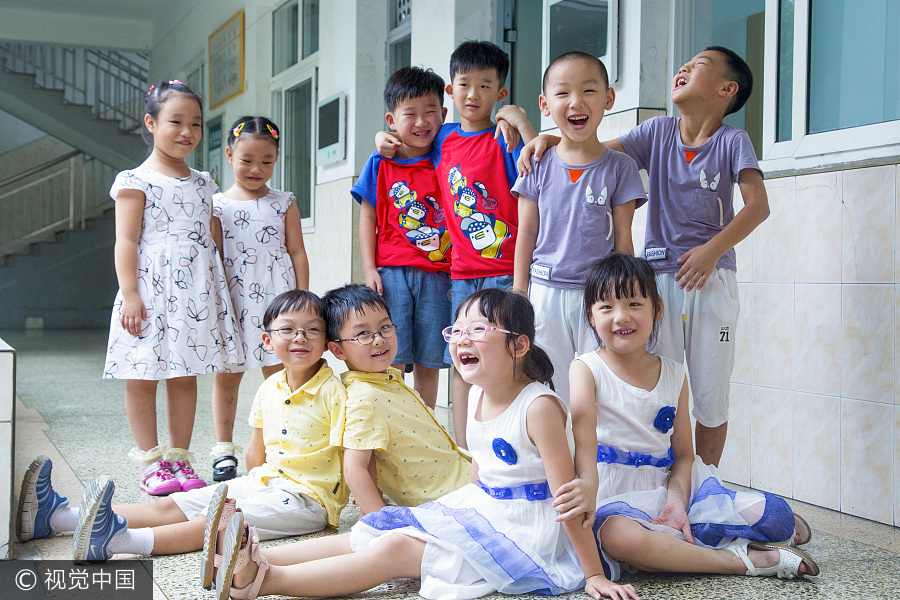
[1,0,162,19]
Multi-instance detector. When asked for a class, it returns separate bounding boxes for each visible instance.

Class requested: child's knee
[598,516,641,556]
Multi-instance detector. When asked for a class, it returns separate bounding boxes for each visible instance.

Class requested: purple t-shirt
[618,116,761,274]
[512,147,647,289]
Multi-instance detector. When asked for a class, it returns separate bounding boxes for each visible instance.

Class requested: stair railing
[0,43,149,134]
[0,152,117,258]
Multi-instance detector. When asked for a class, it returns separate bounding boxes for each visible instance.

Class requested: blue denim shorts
[444,274,515,363]
[378,266,451,369]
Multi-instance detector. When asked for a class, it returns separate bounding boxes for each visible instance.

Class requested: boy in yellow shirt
[325,284,471,515]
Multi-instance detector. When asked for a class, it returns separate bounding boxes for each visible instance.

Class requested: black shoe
[212,455,238,482]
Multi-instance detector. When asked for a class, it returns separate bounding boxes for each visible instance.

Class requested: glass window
[273,1,299,75]
[387,0,412,76]
[776,0,794,142]
[808,0,900,134]
[284,78,314,220]
[302,0,319,59]
[548,0,608,61]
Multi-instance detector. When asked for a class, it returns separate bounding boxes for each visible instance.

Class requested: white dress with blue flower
[575,351,796,581]
[350,382,586,600]
[103,167,244,380]
[212,189,297,370]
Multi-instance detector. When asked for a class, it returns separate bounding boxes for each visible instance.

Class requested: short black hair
[227,115,281,150]
[542,51,609,93]
[262,290,325,330]
[384,66,445,112]
[449,40,510,86]
[323,284,391,341]
[705,46,753,116]
[582,253,663,348]
[141,80,203,147]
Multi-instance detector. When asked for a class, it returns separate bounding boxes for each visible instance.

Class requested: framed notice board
[208,10,245,109]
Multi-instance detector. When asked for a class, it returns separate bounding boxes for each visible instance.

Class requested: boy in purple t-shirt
[511,52,645,403]
[520,47,769,467]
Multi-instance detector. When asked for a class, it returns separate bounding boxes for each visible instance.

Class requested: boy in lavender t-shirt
[512,52,645,403]
[519,47,769,467]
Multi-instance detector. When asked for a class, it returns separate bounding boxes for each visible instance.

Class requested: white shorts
[170,475,327,540]
[652,269,739,428]
[530,281,598,406]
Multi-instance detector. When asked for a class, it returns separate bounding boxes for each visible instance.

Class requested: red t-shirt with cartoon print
[351,151,451,274]
[432,123,521,279]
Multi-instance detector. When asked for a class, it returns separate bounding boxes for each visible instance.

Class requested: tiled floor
[5,329,900,600]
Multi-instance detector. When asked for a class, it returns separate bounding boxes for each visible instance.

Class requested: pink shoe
[174,460,207,491]
[139,460,182,496]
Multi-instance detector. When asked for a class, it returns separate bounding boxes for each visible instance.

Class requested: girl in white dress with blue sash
[564,254,820,582]
[209,289,637,600]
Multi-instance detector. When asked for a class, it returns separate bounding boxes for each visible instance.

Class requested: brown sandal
[200,484,237,589]
[216,513,270,600]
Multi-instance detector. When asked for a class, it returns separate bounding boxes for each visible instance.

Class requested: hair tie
[147,84,156,96]
[266,124,279,139]
[232,122,245,138]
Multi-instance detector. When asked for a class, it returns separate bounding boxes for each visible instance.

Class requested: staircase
[0,43,148,171]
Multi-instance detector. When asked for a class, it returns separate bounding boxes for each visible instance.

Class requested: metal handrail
[0,42,149,134]
[0,151,80,189]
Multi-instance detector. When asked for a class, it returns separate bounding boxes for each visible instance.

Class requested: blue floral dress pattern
[103,167,244,380]
[213,189,297,370]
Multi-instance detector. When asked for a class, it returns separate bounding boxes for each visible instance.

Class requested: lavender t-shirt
[619,116,761,274]
[512,147,646,289]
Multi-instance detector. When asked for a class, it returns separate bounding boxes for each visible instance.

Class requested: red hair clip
[147,84,156,95]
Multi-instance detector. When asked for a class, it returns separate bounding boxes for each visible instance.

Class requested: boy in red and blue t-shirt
[353,66,452,409]
[379,41,537,447]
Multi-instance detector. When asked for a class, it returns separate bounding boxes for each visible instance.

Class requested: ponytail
[522,342,555,390]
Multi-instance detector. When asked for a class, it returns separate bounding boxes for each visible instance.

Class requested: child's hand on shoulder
[585,574,639,600]
[553,478,597,528]
[516,134,557,175]
[376,131,402,159]
[675,241,724,291]
[495,105,529,152]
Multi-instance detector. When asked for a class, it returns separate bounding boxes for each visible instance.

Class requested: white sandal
[725,538,820,579]
[200,484,236,589]
[216,513,270,600]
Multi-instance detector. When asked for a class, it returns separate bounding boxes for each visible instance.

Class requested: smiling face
[385,93,447,158]
[588,284,661,357]
[671,50,737,109]
[262,307,327,381]
[226,135,278,196]
[328,306,397,372]
[145,93,203,161]
[540,57,614,144]
[449,303,521,387]
[446,68,509,130]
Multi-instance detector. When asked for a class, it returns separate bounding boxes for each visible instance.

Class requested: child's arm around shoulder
[527,395,638,600]
[676,167,769,291]
[496,105,538,151]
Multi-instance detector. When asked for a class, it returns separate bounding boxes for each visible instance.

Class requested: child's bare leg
[147,517,207,555]
[125,379,160,450]
[112,497,188,528]
[235,533,426,597]
[451,368,471,449]
[599,516,810,575]
[412,365,440,410]
[695,422,728,467]
[165,376,198,450]
[212,372,244,443]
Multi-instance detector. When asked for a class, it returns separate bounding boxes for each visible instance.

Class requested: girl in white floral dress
[104,80,244,495]
[209,116,309,482]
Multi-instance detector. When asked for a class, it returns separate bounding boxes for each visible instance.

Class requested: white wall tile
[307,178,356,294]
[794,283,841,396]
[0,422,9,558]
[793,393,840,510]
[842,165,895,284]
[0,352,12,422]
[719,383,751,486]
[795,171,842,283]
[750,387,793,497]
[753,178,794,283]
[733,283,751,384]
[894,405,900,526]
[840,399,893,524]
[751,283,793,389]
[842,285,894,402]
[733,183,752,283]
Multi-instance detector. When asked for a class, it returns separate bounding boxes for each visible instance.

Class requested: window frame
[386,1,412,76]
[760,0,900,173]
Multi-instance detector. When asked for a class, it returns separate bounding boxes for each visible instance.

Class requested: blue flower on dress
[654,406,676,434]
[492,438,517,465]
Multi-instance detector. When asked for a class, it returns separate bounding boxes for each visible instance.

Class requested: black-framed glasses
[333,323,397,345]
[266,326,324,341]
[441,323,521,343]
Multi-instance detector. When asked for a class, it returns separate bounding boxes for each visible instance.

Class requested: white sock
[49,506,79,533]
[107,527,155,556]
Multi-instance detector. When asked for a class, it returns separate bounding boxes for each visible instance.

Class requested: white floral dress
[103,167,244,380]
[213,189,297,370]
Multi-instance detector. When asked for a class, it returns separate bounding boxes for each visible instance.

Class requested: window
[273,69,317,226]
[273,0,318,76]
[387,0,411,76]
